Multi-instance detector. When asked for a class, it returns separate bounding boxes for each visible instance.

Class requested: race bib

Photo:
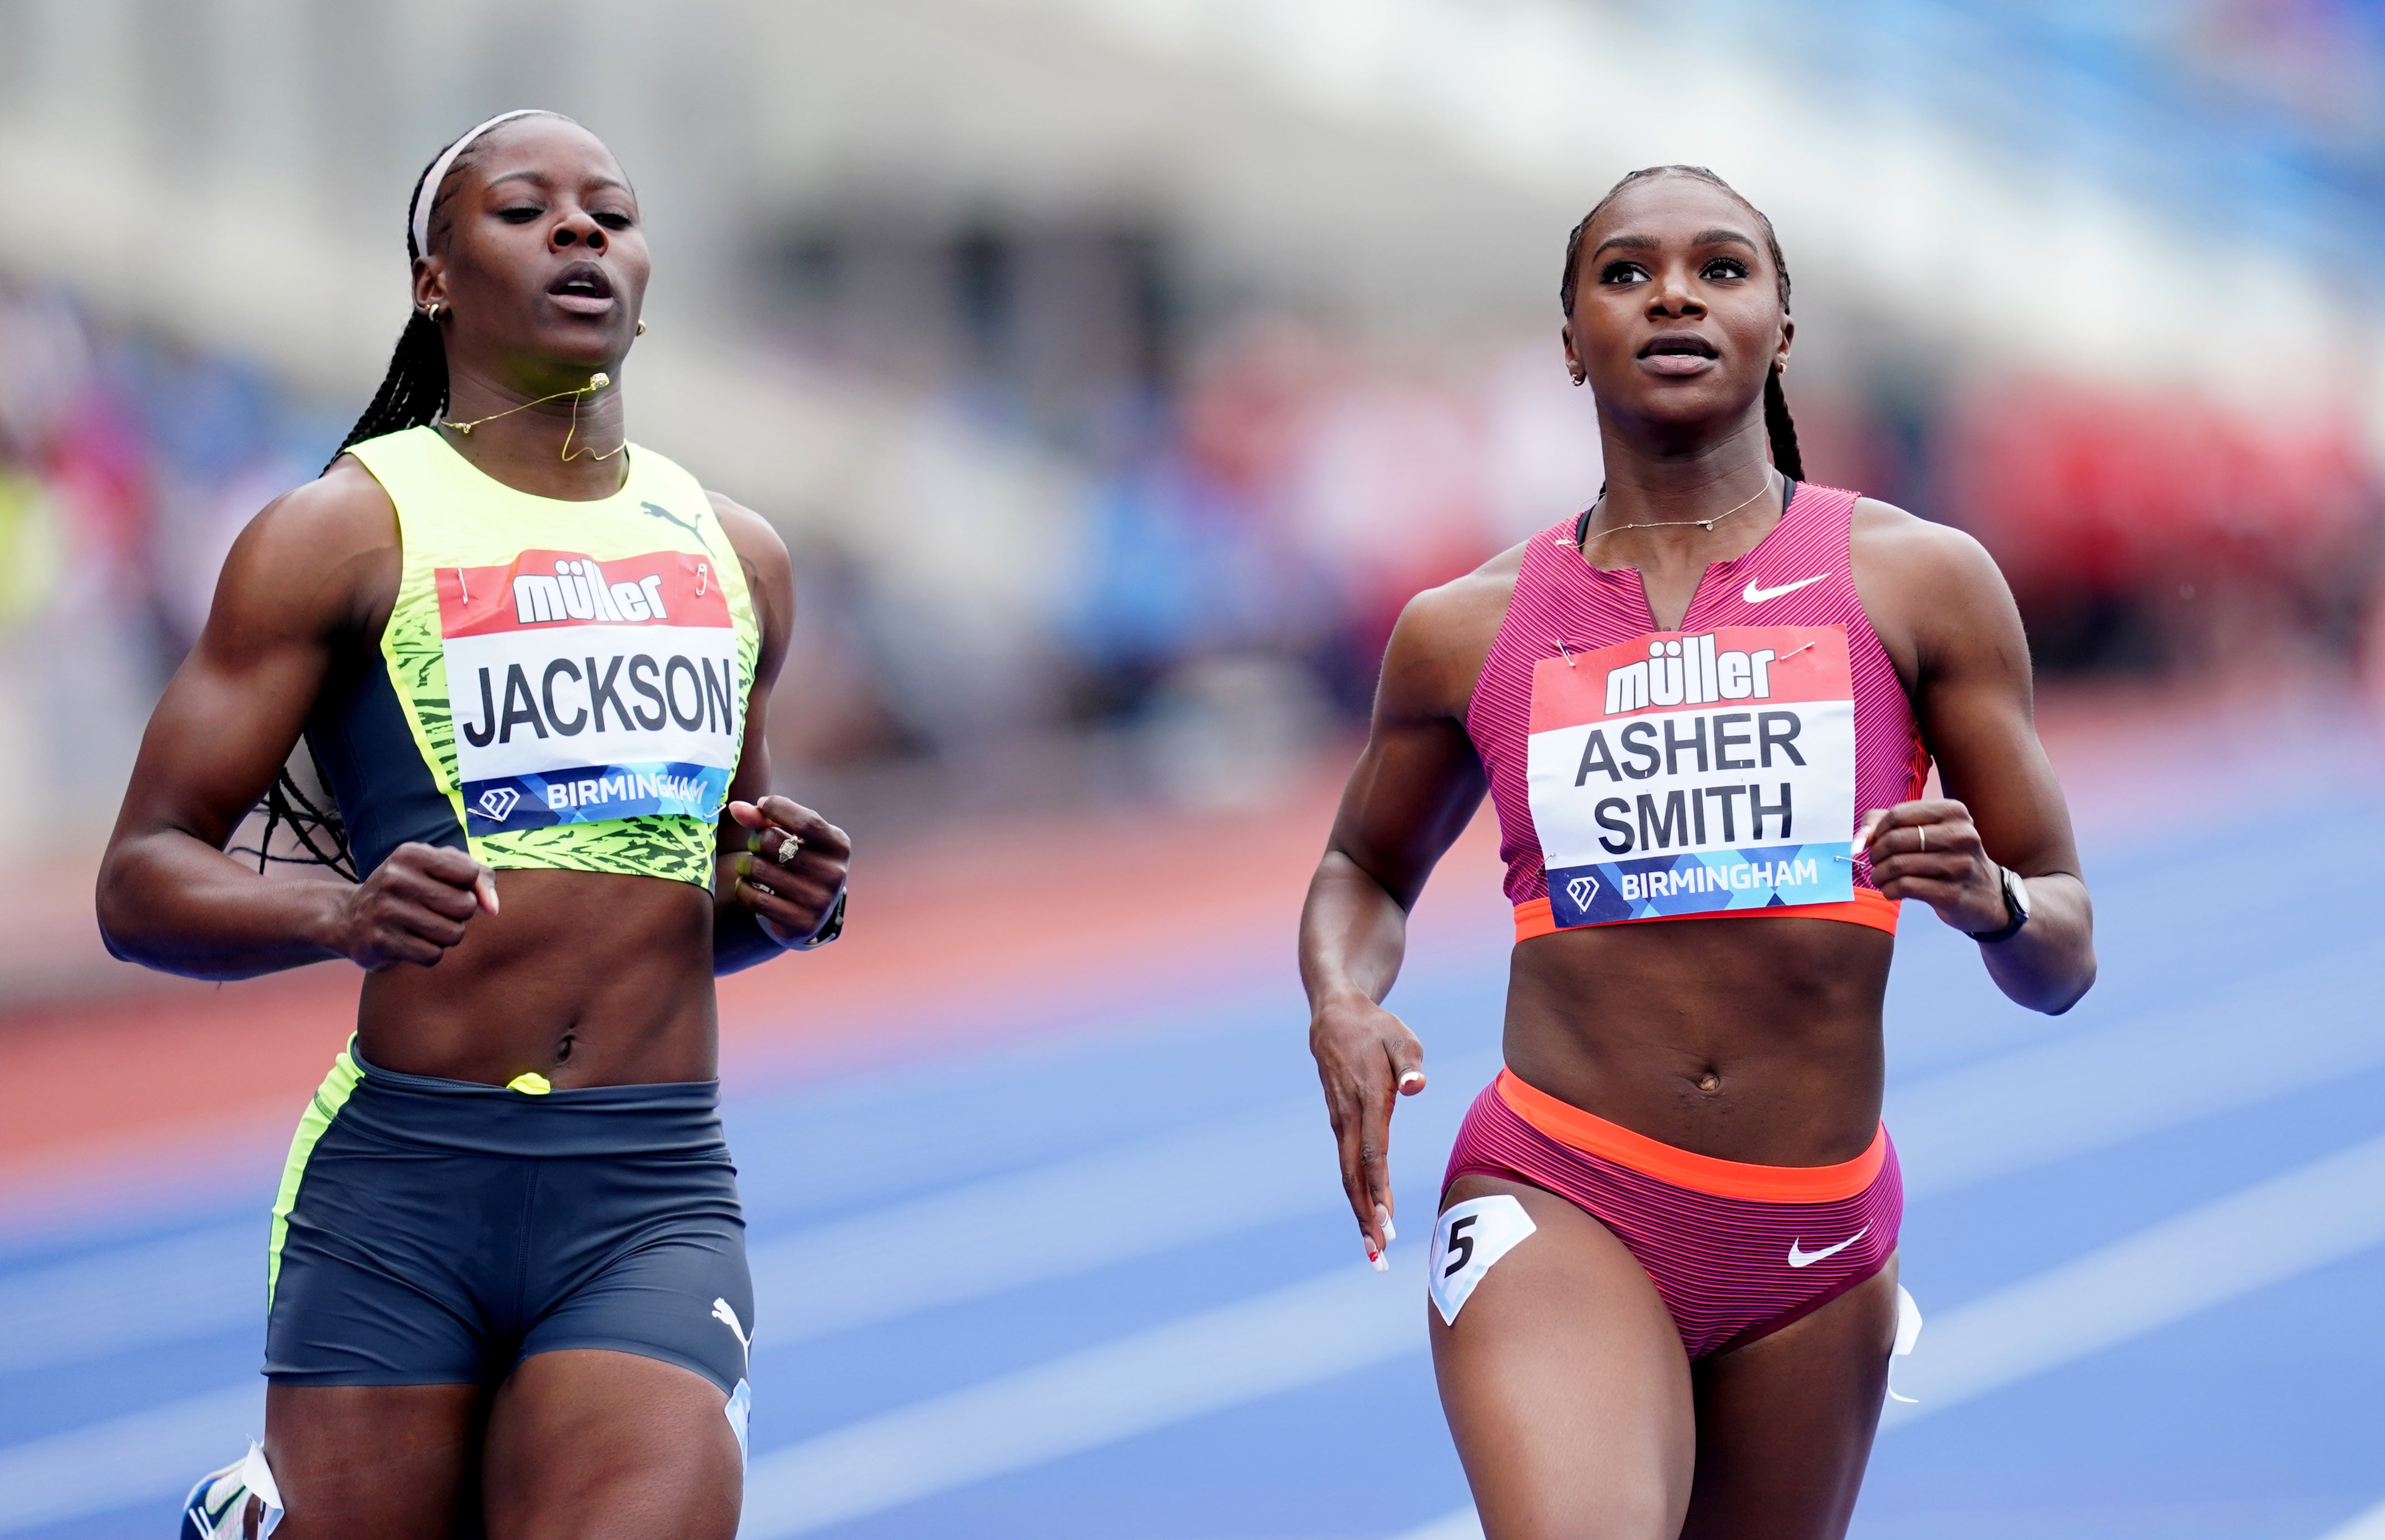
[1428,1196,1537,1326]
[1526,625,1855,926]
[436,549,743,837]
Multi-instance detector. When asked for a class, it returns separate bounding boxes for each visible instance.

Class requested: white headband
[410,109,554,259]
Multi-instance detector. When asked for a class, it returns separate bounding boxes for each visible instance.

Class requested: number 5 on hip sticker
[1428,1195,1538,1325]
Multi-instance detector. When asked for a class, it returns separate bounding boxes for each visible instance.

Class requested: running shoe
[179,1442,282,1539]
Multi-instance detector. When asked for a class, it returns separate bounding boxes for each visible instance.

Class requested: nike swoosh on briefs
[1743,573,1829,604]
[1786,1226,1869,1268]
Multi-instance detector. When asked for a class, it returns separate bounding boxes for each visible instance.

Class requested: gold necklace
[441,371,626,462]
[1575,470,1776,552]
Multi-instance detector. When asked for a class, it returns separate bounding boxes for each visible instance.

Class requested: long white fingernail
[1370,1250,1390,1273]
[1377,1204,1396,1243]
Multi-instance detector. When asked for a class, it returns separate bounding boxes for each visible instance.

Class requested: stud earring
[635,319,648,336]
[424,302,445,322]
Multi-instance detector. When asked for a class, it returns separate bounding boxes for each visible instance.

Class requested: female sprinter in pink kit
[1299,166,2097,1538]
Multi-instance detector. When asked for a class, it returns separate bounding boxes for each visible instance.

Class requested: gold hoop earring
[424,302,444,322]
[635,319,648,337]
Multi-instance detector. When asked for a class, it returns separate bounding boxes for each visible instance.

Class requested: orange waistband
[1511,886,1898,945]
[1493,1068,1888,1203]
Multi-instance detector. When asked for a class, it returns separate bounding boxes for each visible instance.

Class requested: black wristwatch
[779,889,846,951]
[1966,865,2030,944]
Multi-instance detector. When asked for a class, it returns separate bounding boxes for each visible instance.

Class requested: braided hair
[1560,165,1803,480]
[325,142,458,470]
[326,112,568,470]
[268,119,555,877]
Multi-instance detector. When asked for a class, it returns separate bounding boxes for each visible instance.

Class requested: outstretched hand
[1310,991,1428,1268]
[728,796,851,945]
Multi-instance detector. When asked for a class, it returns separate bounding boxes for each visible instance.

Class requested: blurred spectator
[1,266,2377,848]
[1941,377,2382,673]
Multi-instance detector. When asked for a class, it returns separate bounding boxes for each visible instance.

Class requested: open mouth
[548,261,616,315]
[1638,333,1718,376]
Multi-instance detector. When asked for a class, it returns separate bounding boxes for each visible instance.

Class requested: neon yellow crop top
[337,426,758,890]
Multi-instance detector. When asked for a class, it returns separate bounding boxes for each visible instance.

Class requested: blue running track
[2,762,2382,1539]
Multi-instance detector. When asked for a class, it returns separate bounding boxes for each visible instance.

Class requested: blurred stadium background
[1,2,2383,1537]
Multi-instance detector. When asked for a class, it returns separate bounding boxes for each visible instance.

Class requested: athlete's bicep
[1326,593,1491,909]
[1911,533,2081,879]
[711,493,794,830]
[111,485,378,851]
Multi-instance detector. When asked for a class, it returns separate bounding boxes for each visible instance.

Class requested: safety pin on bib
[696,561,709,598]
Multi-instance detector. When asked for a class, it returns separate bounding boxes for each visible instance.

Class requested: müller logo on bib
[1525,625,1857,927]
[435,550,743,837]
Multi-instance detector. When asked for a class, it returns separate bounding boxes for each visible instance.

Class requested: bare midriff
[1502,914,1892,1169]
[355,868,719,1088]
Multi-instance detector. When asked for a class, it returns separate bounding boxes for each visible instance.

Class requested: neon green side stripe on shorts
[267,1047,363,1310]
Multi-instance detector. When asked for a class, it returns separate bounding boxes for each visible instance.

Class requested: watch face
[2004,868,2028,921]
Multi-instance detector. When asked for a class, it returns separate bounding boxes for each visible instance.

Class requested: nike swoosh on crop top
[1467,480,1929,943]
[308,426,759,890]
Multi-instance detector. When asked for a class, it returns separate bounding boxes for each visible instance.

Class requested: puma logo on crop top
[1466,480,1929,942]
[307,427,758,890]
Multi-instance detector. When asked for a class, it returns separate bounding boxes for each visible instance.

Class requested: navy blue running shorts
[263,1042,753,1397]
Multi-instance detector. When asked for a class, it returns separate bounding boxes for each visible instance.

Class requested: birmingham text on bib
[1525,624,1856,927]
[436,548,742,837]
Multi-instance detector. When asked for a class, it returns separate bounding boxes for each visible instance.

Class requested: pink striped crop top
[1466,480,1929,944]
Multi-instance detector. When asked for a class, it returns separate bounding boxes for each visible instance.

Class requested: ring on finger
[1917,826,1926,852]
[775,832,804,866]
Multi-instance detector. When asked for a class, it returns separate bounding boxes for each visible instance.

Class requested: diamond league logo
[1566,875,1600,910]
[477,786,522,822]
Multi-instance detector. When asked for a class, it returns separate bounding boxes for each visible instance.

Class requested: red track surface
[3,677,2369,1225]
[0,771,1508,1222]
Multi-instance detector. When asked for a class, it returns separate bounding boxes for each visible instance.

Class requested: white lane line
[737,1262,1416,1538]
[1885,1127,2385,1425]
[763,1124,2385,1539]
[752,1054,1493,1348]
[0,1066,1483,1537]
[2318,1497,2385,1539]
[0,936,2358,1380]
[0,1380,261,1536]
[1392,1508,1484,1540]
[6,944,2376,1531]
[1399,1127,2385,1538]
[0,1225,255,1376]
[1890,937,2375,1197]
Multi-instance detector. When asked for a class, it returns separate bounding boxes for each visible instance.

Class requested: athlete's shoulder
[258,452,398,534]
[704,490,786,567]
[1849,495,2008,598]
[706,491,790,594]
[705,490,794,651]
[233,455,400,582]
[1400,539,1528,640]
[1381,540,1530,718]
[1847,495,2023,680]
[204,455,400,643]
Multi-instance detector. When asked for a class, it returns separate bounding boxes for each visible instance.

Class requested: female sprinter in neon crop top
[1299,165,2096,1539]
[97,111,847,1539]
